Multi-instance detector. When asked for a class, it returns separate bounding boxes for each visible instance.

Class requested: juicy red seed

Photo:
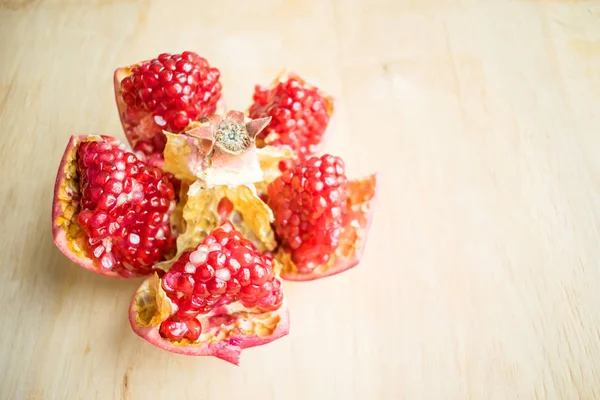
[227,279,241,295]
[217,197,234,220]
[174,301,200,321]
[231,247,253,266]
[196,264,215,282]
[240,284,261,298]
[238,268,251,286]
[267,154,347,272]
[159,319,189,341]
[183,319,202,341]
[250,264,268,285]
[207,279,227,295]
[172,113,189,129]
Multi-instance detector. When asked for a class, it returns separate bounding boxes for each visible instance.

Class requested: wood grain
[1,0,599,399]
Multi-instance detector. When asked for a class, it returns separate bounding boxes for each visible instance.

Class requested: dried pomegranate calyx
[213,118,252,154]
[164,110,271,188]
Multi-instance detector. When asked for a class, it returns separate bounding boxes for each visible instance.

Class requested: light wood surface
[2,0,600,399]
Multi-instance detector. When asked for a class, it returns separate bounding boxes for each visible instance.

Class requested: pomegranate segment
[177,182,276,254]
[114,51,222,159]
[268,154,348,273]
[277,173,378,281]
[161,222,282,318]
[249,70,334,161]
[162,111,271,188]
[129,223,288,365]
[52,135,177,278]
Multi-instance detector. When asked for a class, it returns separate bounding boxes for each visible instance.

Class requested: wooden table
[2,0,600,398]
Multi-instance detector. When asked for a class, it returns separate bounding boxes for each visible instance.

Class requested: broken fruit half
[267,155,377,281]
[52,135,177,278]
[249,70,334,162]
[114,51,223,160]
[129,222,289,365]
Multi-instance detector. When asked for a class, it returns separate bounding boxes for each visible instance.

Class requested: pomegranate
[52,135,177,278]
[249,70,334,162]
[129,222,289,365]
[267,155,377,281]
[114,51,223,160]
[52,49,378,363]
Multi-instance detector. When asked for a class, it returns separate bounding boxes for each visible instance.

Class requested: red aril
[114,51,222,159]
[52,135,176,278]
[268,154,347,272]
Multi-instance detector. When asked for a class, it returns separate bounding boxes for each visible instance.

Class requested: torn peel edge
[278,173,379,281]
[128,274,290,365]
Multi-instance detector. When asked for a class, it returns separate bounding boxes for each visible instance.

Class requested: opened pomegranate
[249,71,334,162]
[268,154,377,281]
[52,135,176,278]
[129,222,288,365]
[114,51,222,159]
[52,48,378,364]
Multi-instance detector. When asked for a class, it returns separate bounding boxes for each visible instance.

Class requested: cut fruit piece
[114,51,223,159]
[269,155,377,281]
[163,110,271,188]
[129,223,289,365]
[52,135,177,278]
[267,154,348,272]
[249,70,334,161]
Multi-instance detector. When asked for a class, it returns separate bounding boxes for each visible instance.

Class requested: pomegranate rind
[176,182,276,253]
[129,274,290,365]
[52,135,127,278]
[278,174,378,281]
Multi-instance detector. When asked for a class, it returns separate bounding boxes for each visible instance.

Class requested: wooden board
[1,0,600,398]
